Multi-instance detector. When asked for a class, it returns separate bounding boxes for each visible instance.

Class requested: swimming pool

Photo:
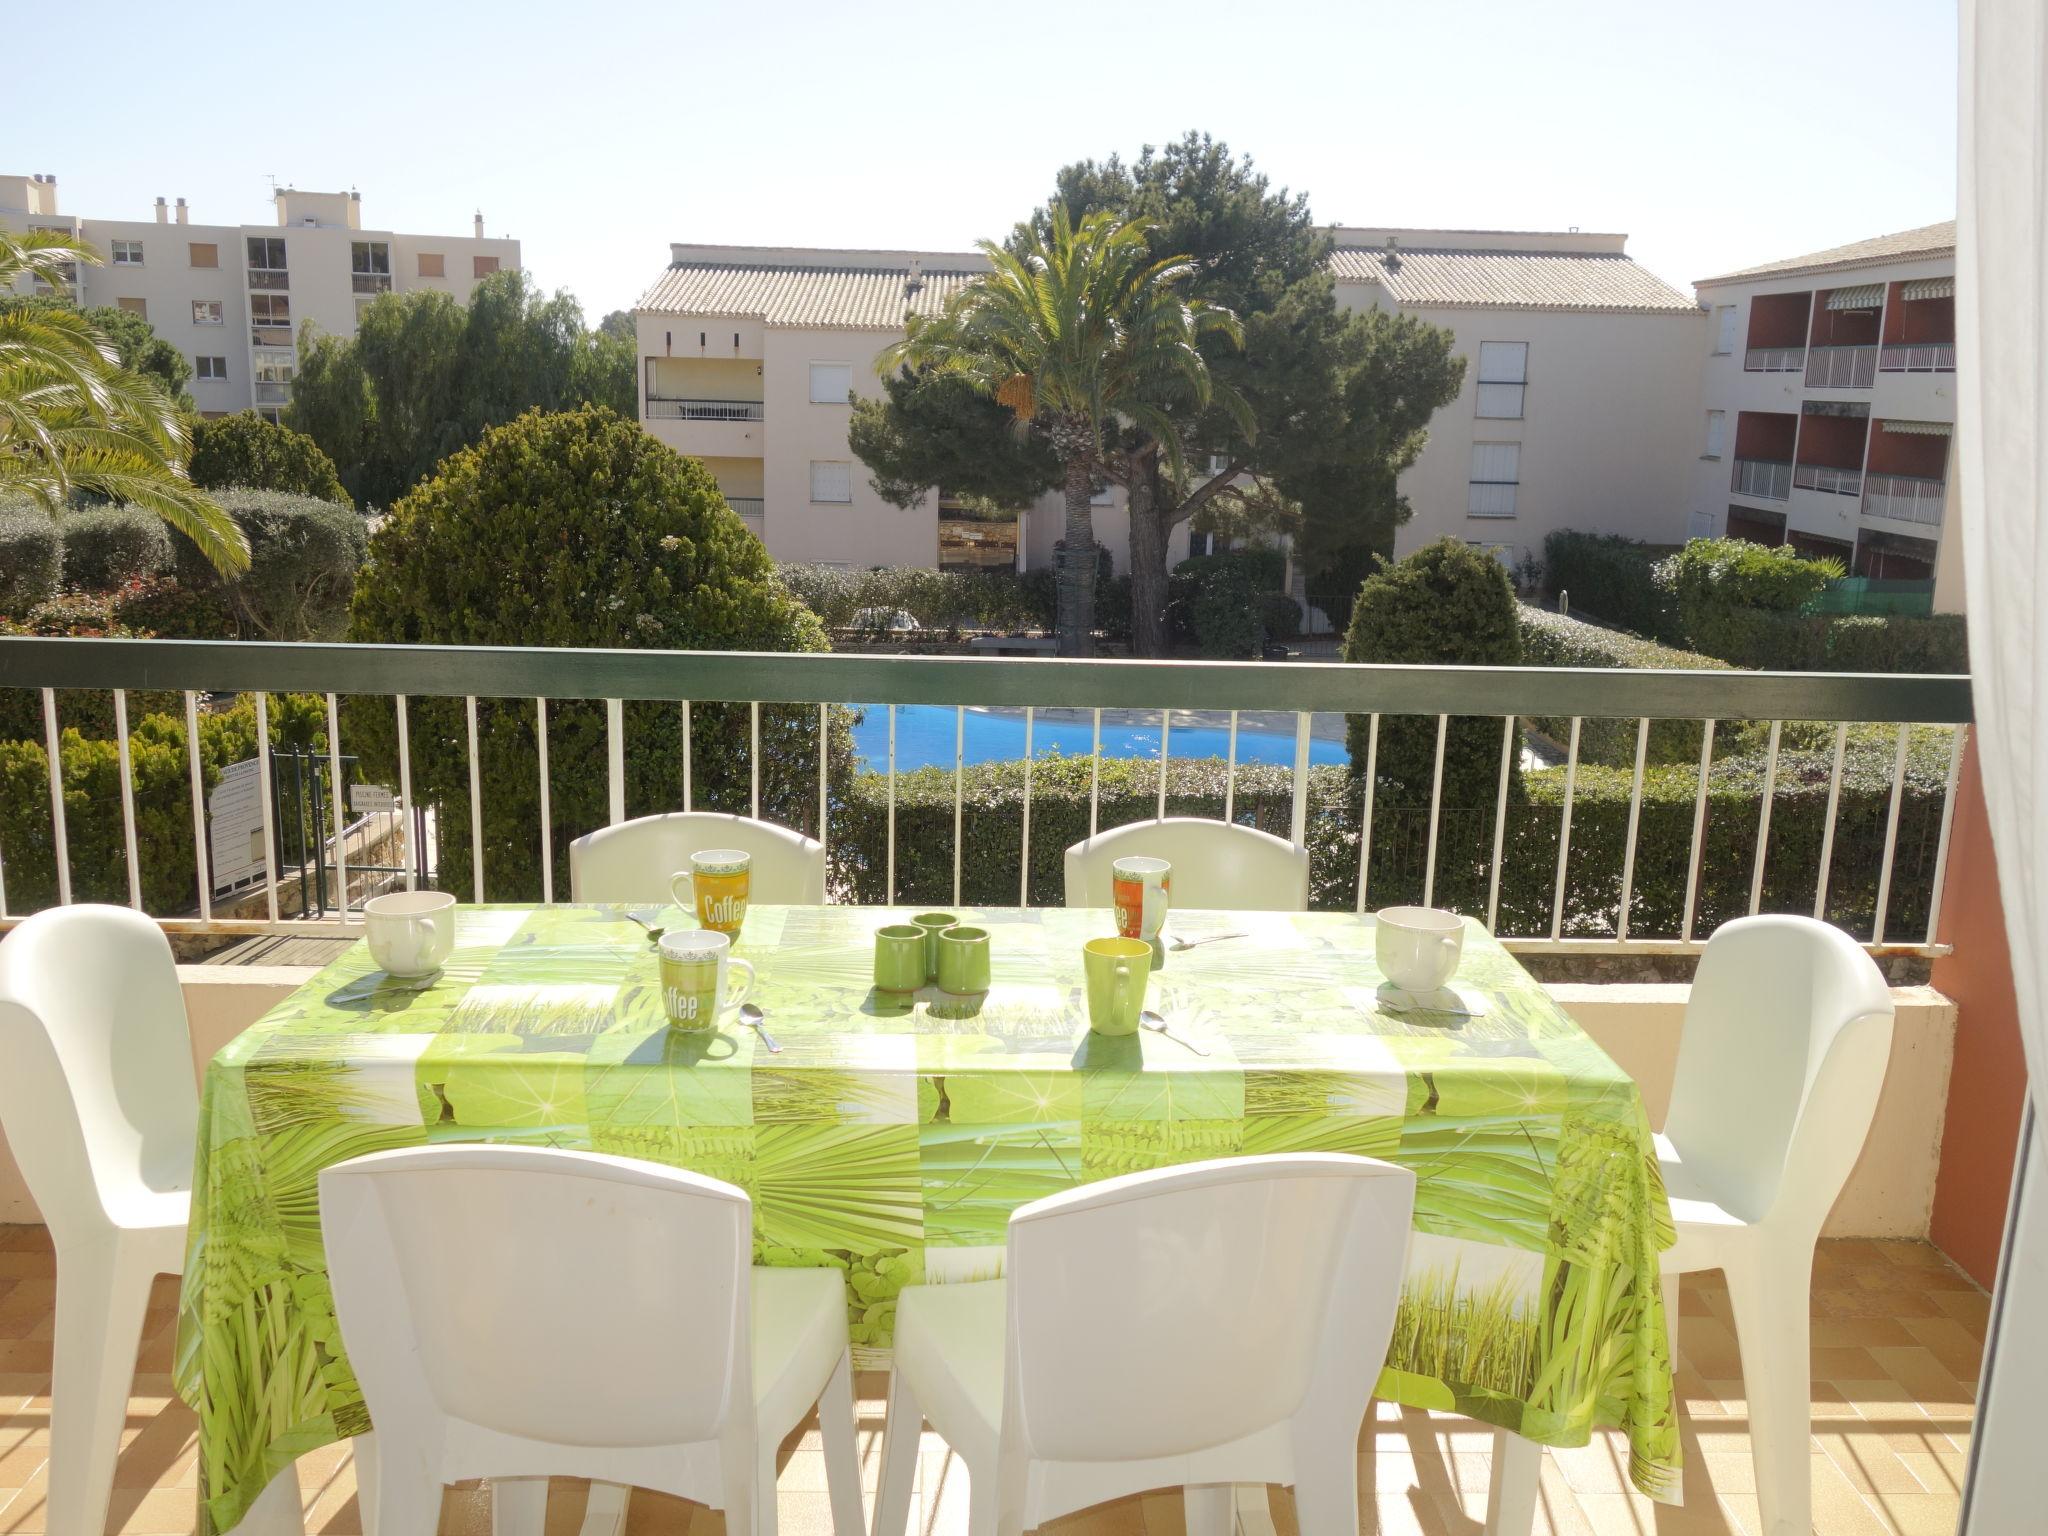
[851,705,1348,771]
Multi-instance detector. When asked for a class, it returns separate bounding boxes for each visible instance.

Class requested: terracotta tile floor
[0,1229,1984,1535]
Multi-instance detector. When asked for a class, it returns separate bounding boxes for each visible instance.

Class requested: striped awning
[1883,419,1953,437]
[1902,276,1955,301]
[1827,283,1887,310]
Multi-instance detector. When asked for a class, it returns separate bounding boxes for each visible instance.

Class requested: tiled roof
[1700,221,1956,285]
[1327,245,1698,313]
[636,259,984,329]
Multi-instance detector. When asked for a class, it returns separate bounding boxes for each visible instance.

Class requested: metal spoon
[623,908,667,943]
[1167,930,1247,952]
[1140,1010,1209,1055]
[737,1003,782,1053]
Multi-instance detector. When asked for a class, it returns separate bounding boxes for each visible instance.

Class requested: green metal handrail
[0,638,1975,723]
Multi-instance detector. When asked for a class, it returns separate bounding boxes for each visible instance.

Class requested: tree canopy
[189,412,352,505]
[846,133,1466,654]
[287,269,637,506]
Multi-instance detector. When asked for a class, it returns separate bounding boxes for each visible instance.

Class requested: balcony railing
[351,273,393,295]
[247,270,289,291]
[1863,473,1948,526]
[251,326,291,348]
[1731,458,1793,501]
[1806,345,1879,389]
[1794,463,1864,497]
[1879,342,1957,374]
[646,398,764,422]
[252,382,291,405]
[0,639,1973,958]
[726,497,765,518]
[1744,346,1805,372]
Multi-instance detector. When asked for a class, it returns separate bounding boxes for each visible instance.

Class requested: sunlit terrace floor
[0,1229,1984,1535]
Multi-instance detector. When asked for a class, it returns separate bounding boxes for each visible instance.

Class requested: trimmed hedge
[1672,606,1970,674]
[169,488,368,641]
[57,505,173,590]
[189,412,353,507]
[1517,607,1737,767]
[831,737,1949,944]
[779,562,1054,635]
[0,699,270,913]
[1167,550,1289,656]
[0,503,61,617]
[1541,531,1678,642]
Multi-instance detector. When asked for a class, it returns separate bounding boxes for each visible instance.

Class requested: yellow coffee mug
[1083,937,1152,1036]
[672,848,751,936]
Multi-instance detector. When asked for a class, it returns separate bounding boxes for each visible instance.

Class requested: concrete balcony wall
[0,970,1958,1239]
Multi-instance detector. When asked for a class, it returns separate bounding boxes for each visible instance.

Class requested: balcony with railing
[1879,341,1956,373]
[646,397,765,422]
[1795,462,1863,496]
[1743,290,1812,373]
[1805,344,1879,389]
[1730,457,1792,500]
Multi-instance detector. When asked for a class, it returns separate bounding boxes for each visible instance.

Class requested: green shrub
[778,563,1055,635]
[1666,605,1971,674]
[1343,538,1524,807]
[1516,607,1736,766]
[1259,591,1303,642]
[171,488,368,640]
[0,698,277,914]
[829,734,1949,945]
[57,505,173,591]
[347,405,849,900]
[111,575,240,640]
[0,502,61,617]
[1191,561,1262,658]
[189,412,353,506]
[1541,530,1679,642]
[1657,537,1842,664]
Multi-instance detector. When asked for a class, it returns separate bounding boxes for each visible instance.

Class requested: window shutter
[1717,305,1738,354]
[1706,410,1727,458]
[809,363,853,404]
[811,462,853,503]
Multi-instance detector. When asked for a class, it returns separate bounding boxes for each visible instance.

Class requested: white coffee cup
[362,891,457,978]
[658,928,757,1030]
[1375,906,1464,993]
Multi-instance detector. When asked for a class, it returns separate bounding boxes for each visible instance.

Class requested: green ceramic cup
[1083,937,1152,1036]
[874,924,926,993]
[936,925,992,995]
[911,912,959,981]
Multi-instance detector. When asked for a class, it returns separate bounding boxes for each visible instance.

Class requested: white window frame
[111,239,143,266]
[191,299,224,326]
[1714,304,1738,355]
[809,460,854,504]
[246,236,288,274]
[1704,409,1727,460]
[1468,441,1520,518]
[1475,341,1528,420]
[195,355,228,381]
[250,293,292,327]
[808,362,853,405]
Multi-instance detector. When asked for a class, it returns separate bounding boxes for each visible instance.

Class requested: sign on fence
[349,783,398,814]
[208,758,266,894]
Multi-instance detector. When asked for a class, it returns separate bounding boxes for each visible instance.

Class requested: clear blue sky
[10,0,1956,319]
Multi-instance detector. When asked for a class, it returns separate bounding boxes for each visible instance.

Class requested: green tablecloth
[176,903,1677,1532]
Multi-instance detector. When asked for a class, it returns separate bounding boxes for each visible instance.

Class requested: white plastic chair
[319,1143,864,1536]
[871,1153,1415,1536]
[569,811,826,905]
[0,905,198,1536]
[1062,818,1309,911]
[1658,915,1895,1536]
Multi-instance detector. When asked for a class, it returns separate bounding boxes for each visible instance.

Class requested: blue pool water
[851,705,1347,772]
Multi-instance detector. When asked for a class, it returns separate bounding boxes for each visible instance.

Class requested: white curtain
[1957,2,2048,1527]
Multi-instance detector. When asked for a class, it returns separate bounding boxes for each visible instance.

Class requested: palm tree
[880,206,1244,655]
[0,229,246,573]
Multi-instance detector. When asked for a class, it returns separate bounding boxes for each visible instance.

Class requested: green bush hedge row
[56,506,173,591]
[0,503,62,617]
[1674,606,1970,674]
[779,562,1055,634]
[0,700,268,913]
[829,740,1949,943]
[1516,607,1745,767]
[1541,531,1679,642]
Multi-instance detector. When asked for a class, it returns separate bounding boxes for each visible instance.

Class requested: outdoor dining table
[176,901,1679,1535]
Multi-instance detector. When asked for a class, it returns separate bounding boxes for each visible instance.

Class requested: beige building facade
[1688,221,1958,590]
[0,172,520,420]
[634,231,1703,587]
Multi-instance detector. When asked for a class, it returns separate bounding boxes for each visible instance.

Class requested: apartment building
[1329,229,1707,569]
[633,230,1704,581]
[634,244,1154,573]
[1689,221,1957,584]
[0,172,520,420]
